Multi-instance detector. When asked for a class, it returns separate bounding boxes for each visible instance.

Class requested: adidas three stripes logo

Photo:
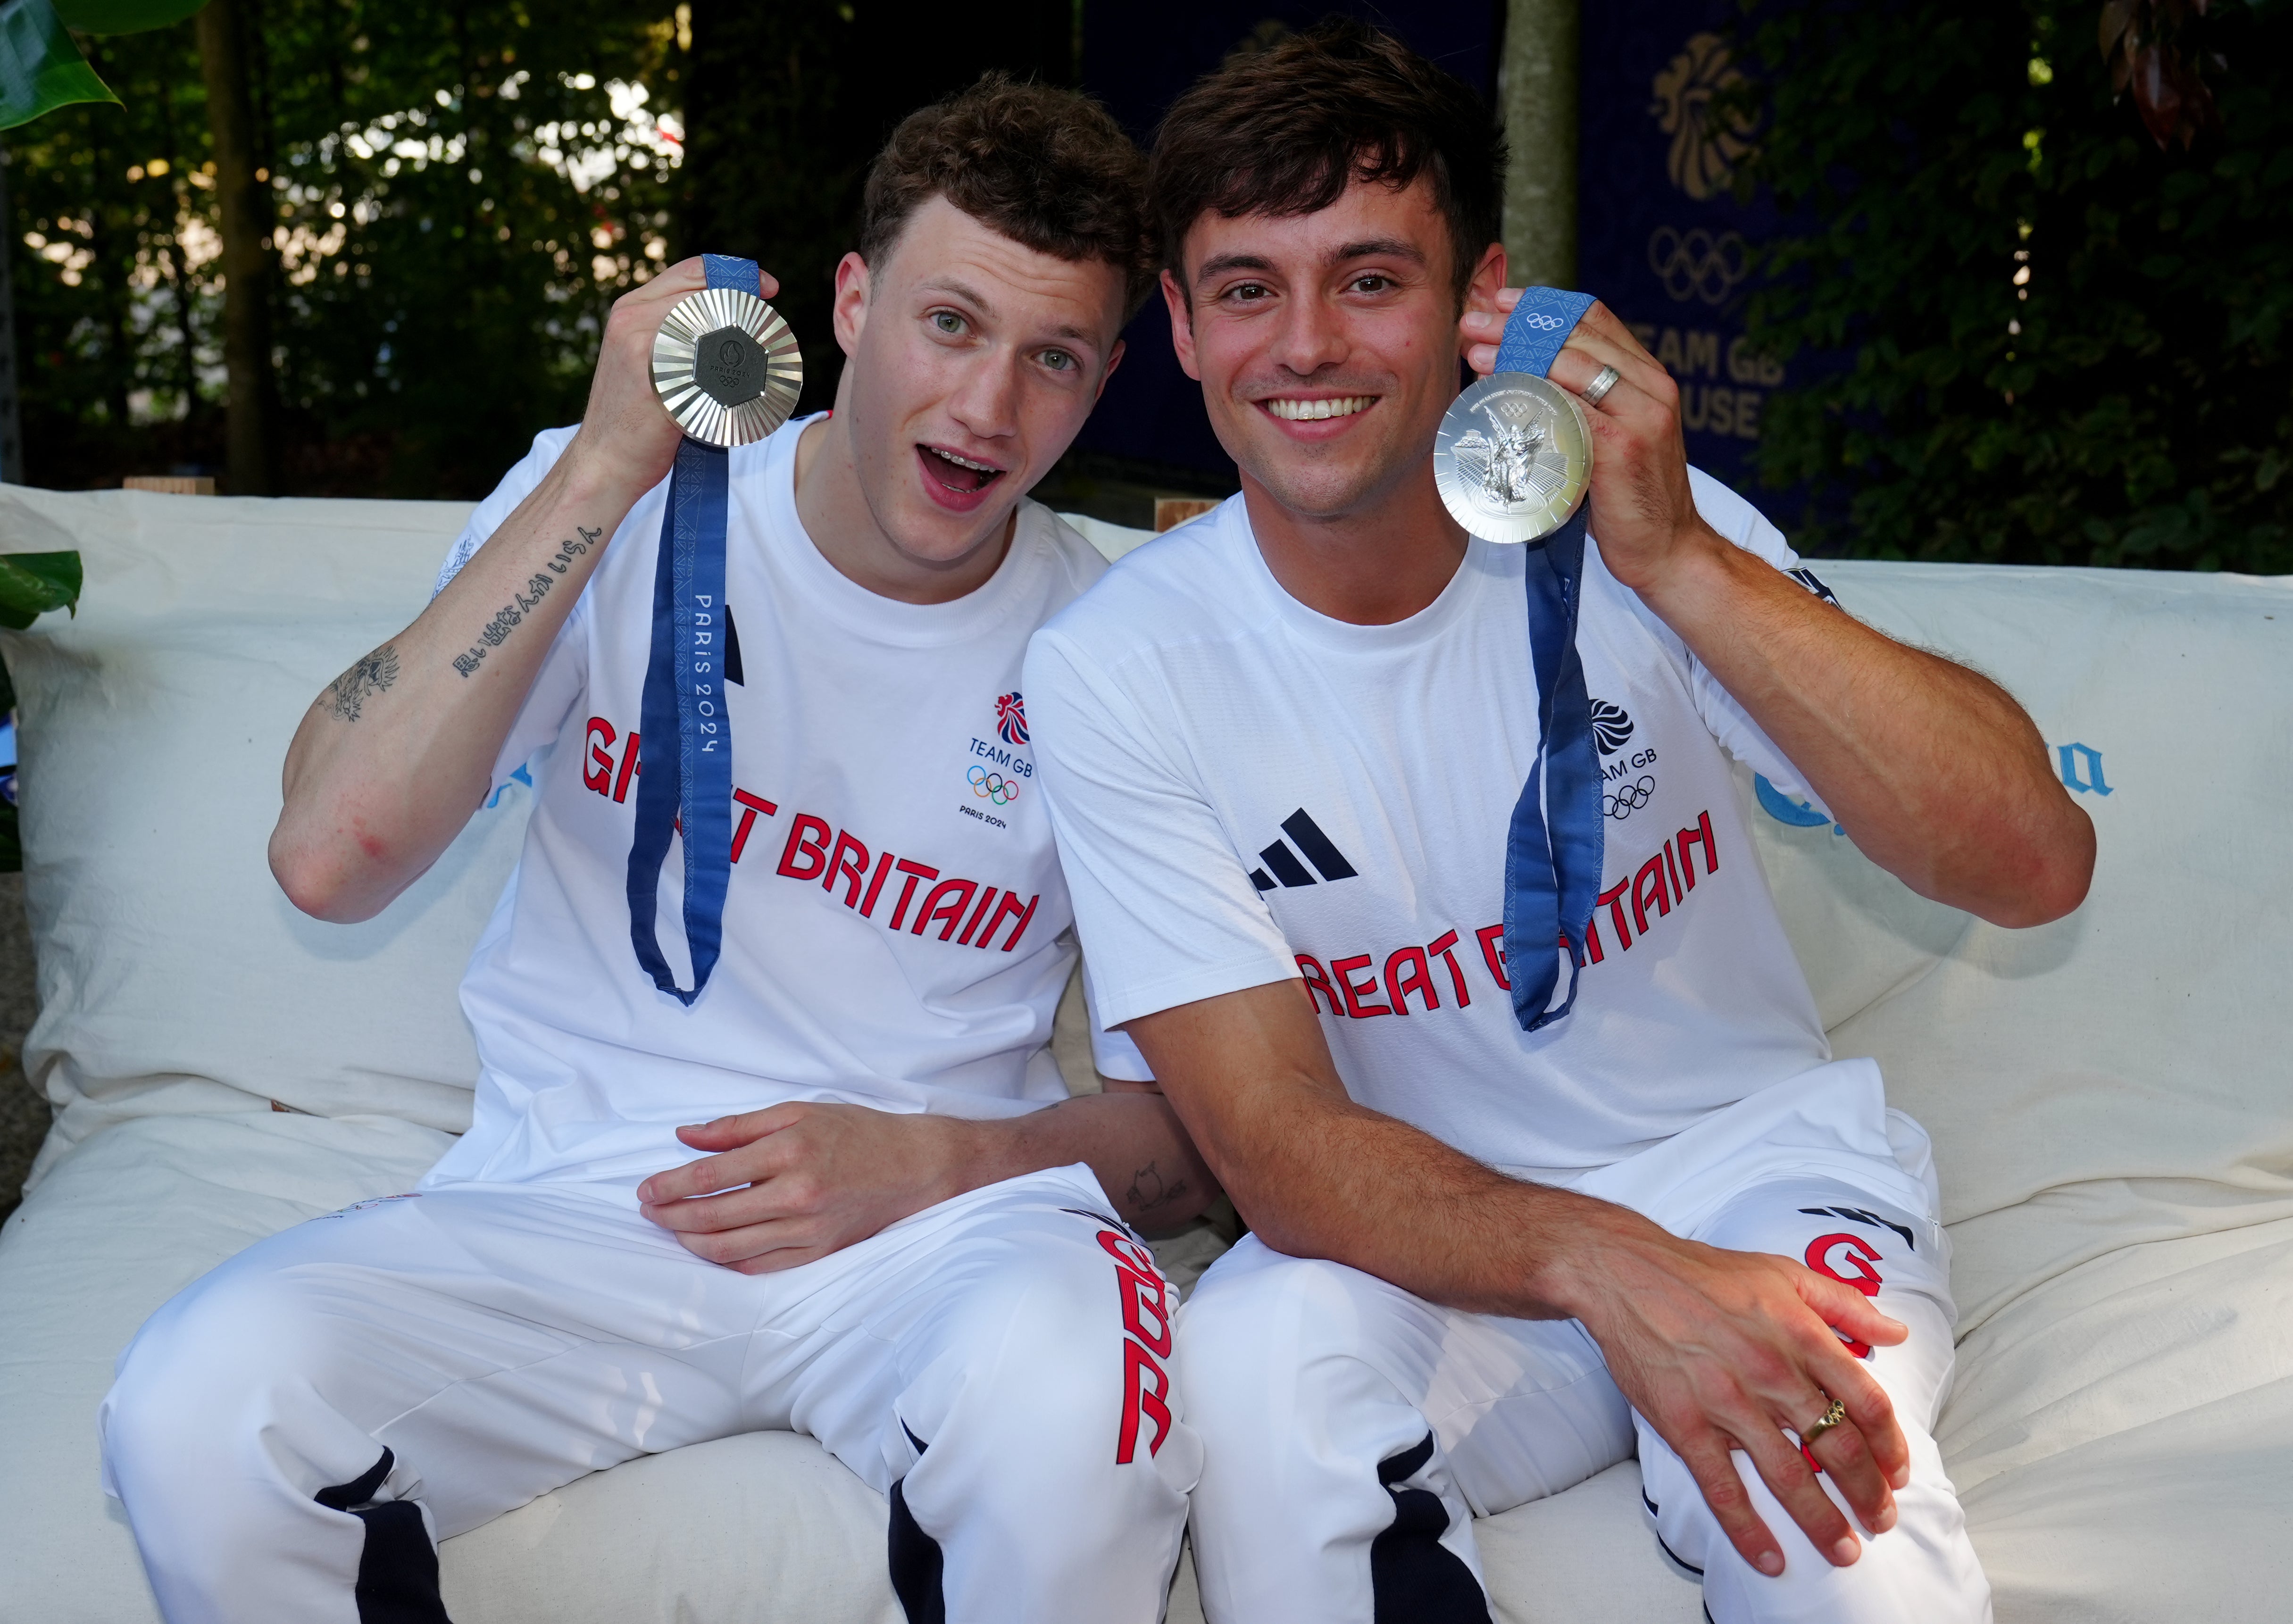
[1250,810,1358,893]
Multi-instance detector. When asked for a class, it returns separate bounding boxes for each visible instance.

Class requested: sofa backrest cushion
[0,487,523,1187]
[1745,560,2293,1330]
[6,490,2289,1341]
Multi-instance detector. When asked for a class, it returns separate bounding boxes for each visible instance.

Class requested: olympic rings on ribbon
[968,764,1021,806]
[1602,777,1655,820]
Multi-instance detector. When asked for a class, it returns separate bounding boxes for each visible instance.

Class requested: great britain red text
[1293,809,1720,1018]
[579,716,1040,952]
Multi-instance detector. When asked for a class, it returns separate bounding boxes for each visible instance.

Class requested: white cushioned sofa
[1,483,2288,1623]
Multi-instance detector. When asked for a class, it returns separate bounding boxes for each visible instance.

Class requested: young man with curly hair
[103,76,1209,1624]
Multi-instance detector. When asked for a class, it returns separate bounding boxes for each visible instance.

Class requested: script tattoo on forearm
[323,643,400,722]
[1126,1159,1191,1216]
[451,525,603,678]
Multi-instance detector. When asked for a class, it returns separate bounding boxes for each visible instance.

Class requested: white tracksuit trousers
[100,1164,1199,1624]
[1180,1068,1993,1624]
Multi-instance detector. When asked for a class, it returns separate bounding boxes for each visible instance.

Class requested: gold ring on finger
[1800,1397,1848,1448]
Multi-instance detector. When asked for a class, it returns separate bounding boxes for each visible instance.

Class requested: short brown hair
[859,74,1155,317]
[1150,21,1506,306]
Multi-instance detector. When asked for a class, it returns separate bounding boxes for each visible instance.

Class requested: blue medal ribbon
[625,253,754,1005]
[1494,288,1605,1033]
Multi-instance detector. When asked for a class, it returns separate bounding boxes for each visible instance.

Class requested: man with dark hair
[101,76,1209,1624]
[1029,23,2091,1624]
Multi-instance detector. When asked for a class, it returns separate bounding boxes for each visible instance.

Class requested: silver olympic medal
[1434,371,1592,544]
[650,284,803,448]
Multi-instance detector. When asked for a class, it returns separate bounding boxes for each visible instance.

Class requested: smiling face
[833,195,1128,571]
[1166,173,1500,525]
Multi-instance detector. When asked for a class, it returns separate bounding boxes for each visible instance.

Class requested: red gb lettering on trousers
[1099,1229,1176,1464]
[1806,1232,1884,1359]
[1119,1341,1174,1466]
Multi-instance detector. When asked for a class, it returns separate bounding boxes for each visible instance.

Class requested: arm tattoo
[451,525,603,679]
[323,643,400,723]
[1126,1160,1191,1215]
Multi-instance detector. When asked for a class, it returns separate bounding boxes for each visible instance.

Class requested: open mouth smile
[1261,395,1377,422]
[918,443,1008,501]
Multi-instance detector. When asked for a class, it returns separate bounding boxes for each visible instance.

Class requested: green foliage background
[7,0,1076,499]
[12,2,682,495]
[1737,0,2293,573]
[9,0,2290,571]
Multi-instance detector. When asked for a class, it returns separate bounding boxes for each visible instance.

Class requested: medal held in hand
[1445,287,1607,1036]
[1434,305,1593,545]
[649,271,803,448]
[626,254,801,1008]
[1434,374,1591,545]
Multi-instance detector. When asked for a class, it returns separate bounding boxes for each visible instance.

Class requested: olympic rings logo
[1603,777,1655,819]
[969,765,1021,806]
[1521,310,1567,331]
[1646,227,1748,307]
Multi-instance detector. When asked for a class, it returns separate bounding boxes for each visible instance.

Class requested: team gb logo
[995,691,1029,747]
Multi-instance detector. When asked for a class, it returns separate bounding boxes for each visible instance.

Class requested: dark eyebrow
[1192,238,1426,290]
[1331,236,1426,267]
[1193,251,1275,287]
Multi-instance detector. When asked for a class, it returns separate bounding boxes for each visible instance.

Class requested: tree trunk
[196,0,279,494]
[1500,0,1580,291]
[0,147,23,485]
[158,80,204,421]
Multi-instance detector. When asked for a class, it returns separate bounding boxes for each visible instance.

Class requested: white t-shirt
[1024,471,1837,1182]
[420,416,1146,1198]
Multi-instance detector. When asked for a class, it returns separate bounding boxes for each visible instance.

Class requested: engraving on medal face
[1434,373,1592,544]
[1452,390,1565,516]
[693,324,767,407]
[651,282,803,448]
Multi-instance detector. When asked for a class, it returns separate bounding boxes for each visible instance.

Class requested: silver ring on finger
[1581,364,1623,408]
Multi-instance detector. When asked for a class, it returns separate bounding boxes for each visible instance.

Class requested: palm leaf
[0,0,115,130]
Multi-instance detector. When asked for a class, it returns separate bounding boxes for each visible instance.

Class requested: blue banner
[1578,1,1792,494]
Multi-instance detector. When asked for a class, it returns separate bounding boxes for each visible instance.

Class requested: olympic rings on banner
[1603,776,1655,819]
[969,764,1021,806]
[1646,226,1748,307]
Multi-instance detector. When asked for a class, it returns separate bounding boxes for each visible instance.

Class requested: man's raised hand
[567,258,783,503]
[1549,1209,1912,1578]
[1458,289,1719,597]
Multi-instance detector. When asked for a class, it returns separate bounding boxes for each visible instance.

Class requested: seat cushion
[439,1432,902,1624]
[0,1111,917,1623]
[0,1112,454,1623]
